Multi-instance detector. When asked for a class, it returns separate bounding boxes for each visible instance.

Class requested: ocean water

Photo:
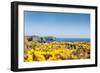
[56,38,90,42]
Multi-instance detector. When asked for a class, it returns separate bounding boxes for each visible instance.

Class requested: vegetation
[24,36,90,62]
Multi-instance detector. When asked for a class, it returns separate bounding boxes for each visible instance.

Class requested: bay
[56,38,90,42]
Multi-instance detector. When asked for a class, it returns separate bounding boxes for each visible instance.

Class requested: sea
[56,38,90,42]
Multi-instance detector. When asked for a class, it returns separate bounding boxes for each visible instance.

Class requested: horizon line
[24,35,90,39]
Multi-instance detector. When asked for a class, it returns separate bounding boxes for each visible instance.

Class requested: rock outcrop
[25,35,56,43]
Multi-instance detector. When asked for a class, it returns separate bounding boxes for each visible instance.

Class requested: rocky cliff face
[25,36,56,43]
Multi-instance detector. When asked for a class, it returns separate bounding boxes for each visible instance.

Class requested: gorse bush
[24,41,90,62]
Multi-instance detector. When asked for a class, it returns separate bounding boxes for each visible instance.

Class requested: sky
[24,11,90,38]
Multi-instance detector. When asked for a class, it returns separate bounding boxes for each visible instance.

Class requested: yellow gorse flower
[24,42,90,62]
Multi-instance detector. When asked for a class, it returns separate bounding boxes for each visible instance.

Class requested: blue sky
[24,11,90,38]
